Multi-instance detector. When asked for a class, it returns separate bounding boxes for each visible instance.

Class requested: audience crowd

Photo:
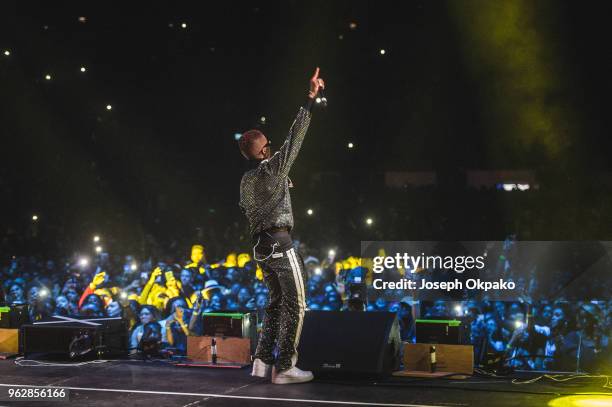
[1,240,609,372]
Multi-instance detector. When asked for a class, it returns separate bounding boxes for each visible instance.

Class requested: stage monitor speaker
[297,311,401,377]
[415,319,467,344]
[201,312,257,353]
[21,316,128,360]
[0,305,30,329]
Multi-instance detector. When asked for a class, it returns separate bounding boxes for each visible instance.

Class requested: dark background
[1,1,611,260]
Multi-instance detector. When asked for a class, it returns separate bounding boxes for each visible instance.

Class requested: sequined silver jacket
[239,106,312,237]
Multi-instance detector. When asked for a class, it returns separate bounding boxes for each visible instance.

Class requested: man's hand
[308,67,325,99]
[89,272,106,290]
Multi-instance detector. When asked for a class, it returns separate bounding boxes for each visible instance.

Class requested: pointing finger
[311,67,320,80]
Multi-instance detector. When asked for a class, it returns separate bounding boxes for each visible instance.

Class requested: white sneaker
[271,366,314,384]
[251,358,272,378]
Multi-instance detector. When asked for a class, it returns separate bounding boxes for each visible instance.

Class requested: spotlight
[328,249,336,257]
[79,258,89,267]
[306,208,313,215]
[517,184,530,191]
[181,22,187,29]
[515,320,524,329]
[315,97,322,104]
[314,267,322,275]
[78,16,87,23]
[44,74,52,80]
[234,133,242,141]
[80,66,86,72]
[259,116,266,124]
[3,50,9,56]
[366,217,373,226]
[454,305,463,315]
[349,22,357,30]
[32,214,39,221]
[131,263,138,271]
[380,49,386,55]
[347,142,354,149]
[93,235,100,243]
[95,246,103,253]
[120,292,128,300]
[106,104,112,111]
[39,288,49,298]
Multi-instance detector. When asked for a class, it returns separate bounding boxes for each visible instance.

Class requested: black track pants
[254,241,307,372]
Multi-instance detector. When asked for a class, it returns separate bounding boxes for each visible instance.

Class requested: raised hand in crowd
[89,272,106,290]
[150,267,162,282]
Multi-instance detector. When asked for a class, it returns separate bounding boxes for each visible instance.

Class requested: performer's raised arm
[267,67,325,177]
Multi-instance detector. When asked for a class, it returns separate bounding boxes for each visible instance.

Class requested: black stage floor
[0,359,610,407]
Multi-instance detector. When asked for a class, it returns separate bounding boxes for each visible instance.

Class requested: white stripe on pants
[286,248,306,364]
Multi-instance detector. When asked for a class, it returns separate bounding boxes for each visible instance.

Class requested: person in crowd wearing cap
[202,279,223,301]
[238,68,324,384]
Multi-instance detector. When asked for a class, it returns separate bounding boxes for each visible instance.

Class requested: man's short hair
[238,129,265,160]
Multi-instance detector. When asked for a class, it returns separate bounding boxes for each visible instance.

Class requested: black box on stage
[0,305,30,329]
[415,319,467,344]
[201,312,257,352]
[20,316,128,359]
[297,311,401,377]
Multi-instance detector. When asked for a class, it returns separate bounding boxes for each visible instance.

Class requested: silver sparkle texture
[239,107,311,237]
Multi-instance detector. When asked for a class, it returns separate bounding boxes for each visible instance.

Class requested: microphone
[316,87,327,107]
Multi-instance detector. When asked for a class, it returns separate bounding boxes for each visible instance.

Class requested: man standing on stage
[238,68,324,384]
